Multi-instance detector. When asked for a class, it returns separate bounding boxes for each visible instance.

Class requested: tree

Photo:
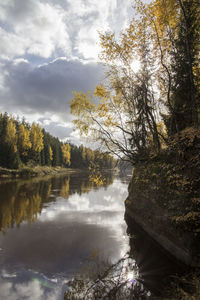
[18,124,32,160]
[61,143,71,166]
[71,37,161,163]
[5,118,17,153]
[168,0,200,133]
[71,0,199,163]
[4,117,20,169]
[49,146,53,162]
[30,123,44,163]
[140,0,200,134]
[30,123,44,153]
[80,144,87,162]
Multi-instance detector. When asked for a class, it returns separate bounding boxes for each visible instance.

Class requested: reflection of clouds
[68,195,90,211]
[40,179,128,222]
[15,281,43,300]
[0,279,60,300]
[0,177,129,296]
[1,270,17,278]
[38,179,129,259]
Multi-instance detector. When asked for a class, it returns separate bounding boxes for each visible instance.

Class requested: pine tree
[169,0,200,134]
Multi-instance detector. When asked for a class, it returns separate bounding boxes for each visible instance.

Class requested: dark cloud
[1,0,38,23]
[0,58,104,120]
[0,57,104,141]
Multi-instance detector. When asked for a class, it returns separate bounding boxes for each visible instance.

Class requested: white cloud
[0,0,133,60]
[67,0,132,60]
[0,0,71,59]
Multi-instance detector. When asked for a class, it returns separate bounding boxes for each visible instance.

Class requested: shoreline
[0,166,83,179]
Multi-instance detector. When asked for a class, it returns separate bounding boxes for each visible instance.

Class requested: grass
[0,165,76,178]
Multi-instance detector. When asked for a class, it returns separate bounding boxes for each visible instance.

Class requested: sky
[0,0,134,145]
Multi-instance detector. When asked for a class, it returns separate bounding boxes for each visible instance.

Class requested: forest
[0,112,115,170]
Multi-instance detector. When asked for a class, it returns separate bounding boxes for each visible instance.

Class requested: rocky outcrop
[125,166,200,267]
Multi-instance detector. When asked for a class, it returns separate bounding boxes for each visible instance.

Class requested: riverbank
[124,127,200,298]
[0,165,79,179]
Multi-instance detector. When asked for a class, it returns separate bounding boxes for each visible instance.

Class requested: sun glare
[127,271,135,280]
[130,59,140,72]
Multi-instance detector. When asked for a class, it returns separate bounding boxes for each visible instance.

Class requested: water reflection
[0,276,61,300]
[0,171,129,300]
[0,171,114,233]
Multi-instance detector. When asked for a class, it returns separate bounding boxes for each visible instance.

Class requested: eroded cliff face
[125,178,195,266]
[124,212,189,297]
[124,128,200,267]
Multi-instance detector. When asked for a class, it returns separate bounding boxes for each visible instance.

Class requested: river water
[0,171,131,300]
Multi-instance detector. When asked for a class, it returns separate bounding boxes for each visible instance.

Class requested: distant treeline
[0,112,115,169]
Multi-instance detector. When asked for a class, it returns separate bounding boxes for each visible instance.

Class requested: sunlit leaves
[94,84,110,100]
[30,123,44,153]
[18,124,32,156]
[88,161,105,186]
[61,143,71,166]
[49,145,53,161]
[5,118,17,153]
[71,87,121,149]
[71,91,96,116]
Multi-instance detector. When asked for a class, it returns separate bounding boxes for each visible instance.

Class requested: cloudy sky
[0,0,134,145]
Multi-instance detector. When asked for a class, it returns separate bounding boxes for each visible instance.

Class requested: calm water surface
[0,171,130,300]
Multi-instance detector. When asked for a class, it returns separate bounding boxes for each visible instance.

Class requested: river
[0,171,131,299]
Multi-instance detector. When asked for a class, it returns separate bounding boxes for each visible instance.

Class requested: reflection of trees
[0,171,115,233]
[0,179,52,233]
[0,192,42,234]
[58,172,114,197]
[60,177,70,198]
[15,193,42,226]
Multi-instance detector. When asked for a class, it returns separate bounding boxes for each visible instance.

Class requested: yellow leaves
[18,124,32,156]
[49,146,53,161]
[30,123,44,153]
[97,103,108,115]
[152,0,179,48]
[103,115,118,128]
[173,211,200,224]
[71,91,96,117]
[99,32,118,61]
[173,127,200,147]
[71,85,120,143]
[94,84,110,100]
[5,118,17,153]
[61,143,71,166]
[73,119,91,136]
[88,162,105,186]
[60,177,70,198]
